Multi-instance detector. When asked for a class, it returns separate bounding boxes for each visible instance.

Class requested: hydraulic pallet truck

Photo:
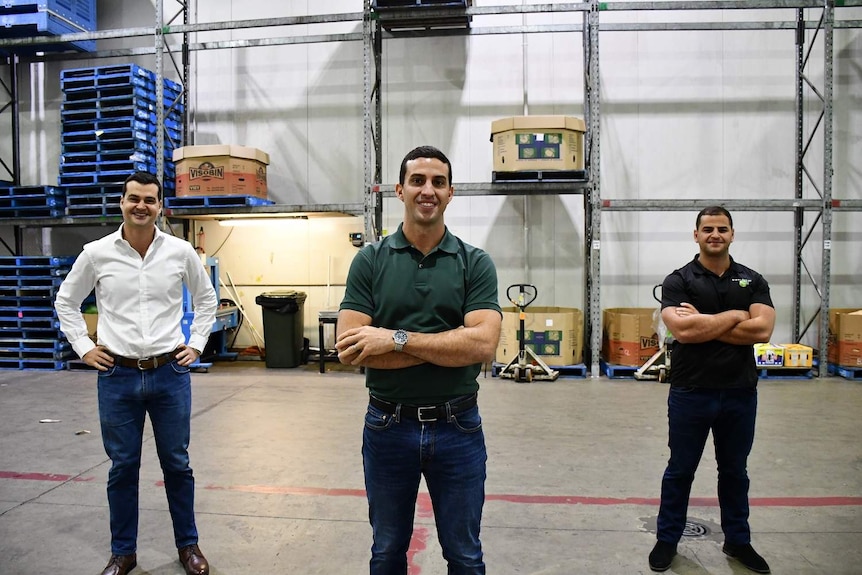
[634,284,672,382]
[498,284,560,383]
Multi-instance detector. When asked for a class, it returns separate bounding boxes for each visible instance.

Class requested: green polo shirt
[340,224,501,403]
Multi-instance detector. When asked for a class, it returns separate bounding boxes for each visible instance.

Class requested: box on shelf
[827,308,862,367]
[754,343,784,367]
[781,343,813,368]
[602,307,660,367]
[490,115,586,173]
[495,307,583,366]
[173,145,269,199]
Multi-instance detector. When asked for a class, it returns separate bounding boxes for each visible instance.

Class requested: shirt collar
[390,223,459,255]
[114,223,165,248]
[692,254,737,276]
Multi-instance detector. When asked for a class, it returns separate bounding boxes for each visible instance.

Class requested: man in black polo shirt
[649,206,775,574]
[336,145,502,574]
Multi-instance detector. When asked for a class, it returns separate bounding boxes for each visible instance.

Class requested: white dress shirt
[55,224,218,360]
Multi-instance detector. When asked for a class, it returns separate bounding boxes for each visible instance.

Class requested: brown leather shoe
[99,553,137,575]
[178,544,209,575]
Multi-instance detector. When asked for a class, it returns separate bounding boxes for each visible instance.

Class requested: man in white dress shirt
[55,171,217,575]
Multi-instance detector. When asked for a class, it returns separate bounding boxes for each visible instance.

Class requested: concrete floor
[0,362,860,575]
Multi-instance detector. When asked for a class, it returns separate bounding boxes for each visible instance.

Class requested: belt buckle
[416,406,437,422]
[136,357,151,370]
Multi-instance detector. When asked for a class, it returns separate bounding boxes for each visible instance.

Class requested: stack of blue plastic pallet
[0,0,96,53]
[0,184,66,218]
[0,256,76,370]
[59,64,183,217]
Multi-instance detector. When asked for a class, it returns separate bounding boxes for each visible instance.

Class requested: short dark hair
[398,145,452,185]
[696,205,733,229]
[123,171,163,199]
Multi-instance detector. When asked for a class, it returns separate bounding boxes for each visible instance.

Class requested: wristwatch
[393,329,408,352]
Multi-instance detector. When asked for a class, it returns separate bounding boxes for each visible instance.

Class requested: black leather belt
[111,350,180,370]
[369,393,477,422]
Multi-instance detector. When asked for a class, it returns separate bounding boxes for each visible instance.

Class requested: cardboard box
[495,307,583,366]
[173,145,269,199]
[781,343,813,368]
[602,308,660,367]
[491,116,585,172]
[83,313,98,343]
[754,343,784,367]
[827,308,862,367]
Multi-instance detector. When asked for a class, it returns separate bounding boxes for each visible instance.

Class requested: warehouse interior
[1,0,861,573]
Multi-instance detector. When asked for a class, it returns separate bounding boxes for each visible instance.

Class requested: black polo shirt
[661,255,773,388]
[340,224,501,403]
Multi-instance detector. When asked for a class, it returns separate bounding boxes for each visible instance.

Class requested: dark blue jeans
[97,361,198,555]
[657,386,758,545]
[363,400,487,575]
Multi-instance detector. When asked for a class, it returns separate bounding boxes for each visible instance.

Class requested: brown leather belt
[369,393,477,422]
[111,349,180,370]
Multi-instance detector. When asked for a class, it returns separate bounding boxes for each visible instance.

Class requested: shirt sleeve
[339,245,375,317]
[54,252,98,359]
[184,247,218,352]
[464,250,502,315]
[660,270,687,310]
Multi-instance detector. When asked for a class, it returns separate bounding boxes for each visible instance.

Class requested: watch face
[394,330,408,344]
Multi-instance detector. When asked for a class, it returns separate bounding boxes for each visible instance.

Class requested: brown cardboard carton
[84,313,98,343]
[827,308,862,367]
[173,145,269,198]
[602,307,660,367]
[491,116,586,172]
[495,307,583,366]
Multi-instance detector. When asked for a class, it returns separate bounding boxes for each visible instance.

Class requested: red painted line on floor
[0,471,94,482]
[5,472,862,507]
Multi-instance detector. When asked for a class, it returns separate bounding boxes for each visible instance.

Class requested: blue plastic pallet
[2,0,96,32]
[164,195,274,208]
[0,205,65,218]
[600,359,639,379]
[61,140,177,158]
[63,84,182,107]
[65,192,121,207]
[0,283,60,295]
[0,276,65,288]
[0,268,71,278]
[0,10,95,52]
[62,94,185,115]
[0,255,74,266]
[61,183,124,196]
[827,363,862,380]
[0,338,70,351]
[60,159,159,176]
[59,170,143,186]
[60,64,181,92]
[0,316,59,330]
[0,327,63,340]
[65,202,121,217]
[0,194,65,209]
[61,126,182,146]
[0,358,68,370]
[0,184,64,197]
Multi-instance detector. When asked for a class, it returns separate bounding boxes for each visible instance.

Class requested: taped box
[495,307,583,366]
[173,145,269,199]
[781,343,813,368]
[827,308,862,367]
[491,116,585,172]
[602,308,660,367]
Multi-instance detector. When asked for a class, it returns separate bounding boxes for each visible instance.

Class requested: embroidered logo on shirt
[734,279,750,288]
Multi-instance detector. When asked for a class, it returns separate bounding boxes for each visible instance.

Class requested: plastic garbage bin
[255,290,307,368]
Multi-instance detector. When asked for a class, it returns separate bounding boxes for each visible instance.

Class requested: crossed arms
[335,308,502,369]
[661,302,775,346]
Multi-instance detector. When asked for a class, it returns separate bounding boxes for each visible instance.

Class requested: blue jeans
[657,386,758,545]
[363,400,487,575]
[97,361,198,555]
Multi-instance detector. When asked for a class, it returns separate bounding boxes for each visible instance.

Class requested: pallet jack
[498,284,560,383]
[634,284,672,382]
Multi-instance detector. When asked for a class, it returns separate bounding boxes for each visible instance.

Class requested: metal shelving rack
[1,1,860,376]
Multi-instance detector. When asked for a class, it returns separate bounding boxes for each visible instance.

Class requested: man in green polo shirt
[336,145,502,575]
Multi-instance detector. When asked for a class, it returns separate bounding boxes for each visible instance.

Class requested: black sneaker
[648,540,677,572]
[723,542,770,573]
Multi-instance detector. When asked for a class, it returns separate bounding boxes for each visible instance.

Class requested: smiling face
[120,179,161,230]
[695,213,734,259]
[395,156,453,229]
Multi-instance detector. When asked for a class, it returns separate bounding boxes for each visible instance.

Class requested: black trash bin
[255,290,307,368]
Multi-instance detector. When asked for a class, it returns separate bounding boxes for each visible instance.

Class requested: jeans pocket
[364,404,395,431]
[98,364,118,378]
[451,406,482,433]
[170,361,190,375]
